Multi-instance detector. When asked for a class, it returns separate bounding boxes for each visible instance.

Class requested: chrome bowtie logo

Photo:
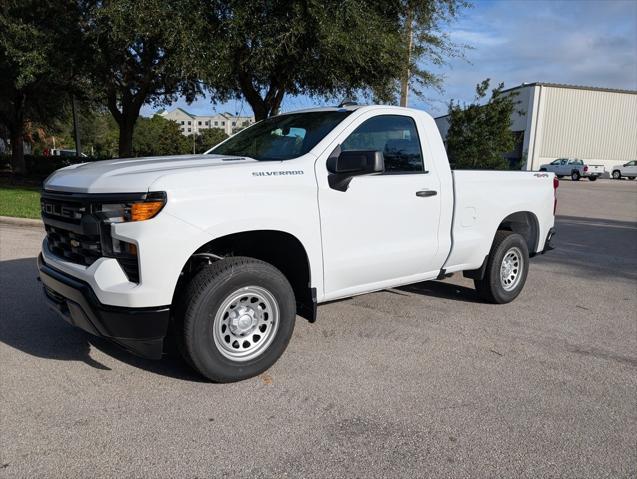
[70,239,80,248]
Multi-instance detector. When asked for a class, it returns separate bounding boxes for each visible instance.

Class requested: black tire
[588,176,597,181]
[557,175,564,179]
[571,171,580,181]
[176,257,296,382]
[612,170,621,180]
[539,168,547,172]
[628,176,635,181]
[474,231,529,304]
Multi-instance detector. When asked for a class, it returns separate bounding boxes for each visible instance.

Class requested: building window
[232,122,236,126]
[214,121,218,126]
[187,128,191,132]
[221,121,225,126]
[242,121,249,126]
[198,121,202,126]
[205,121,209,126]
[181,121,185,125]
[187,121,191,125]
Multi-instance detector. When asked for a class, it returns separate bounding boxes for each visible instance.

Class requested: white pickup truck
[539,158,604,181]
[38,105,557,382]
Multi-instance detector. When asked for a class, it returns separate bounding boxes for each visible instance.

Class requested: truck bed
[443,170,556,273]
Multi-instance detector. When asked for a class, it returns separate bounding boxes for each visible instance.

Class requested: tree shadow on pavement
[0,257,204,382]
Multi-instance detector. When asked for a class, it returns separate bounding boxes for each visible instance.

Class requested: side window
[340,115,424,173]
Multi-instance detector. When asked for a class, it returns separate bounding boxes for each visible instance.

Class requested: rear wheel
[571,171,581,181]
[474,231,529,304]
[612,170,622,180]
[176,257,296,382]
[628,176,635,181]
[588,176,597,181]
[557,175,564,179]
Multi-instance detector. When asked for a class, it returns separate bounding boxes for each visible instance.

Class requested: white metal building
[435,82,637,171]
[158,108,255,137]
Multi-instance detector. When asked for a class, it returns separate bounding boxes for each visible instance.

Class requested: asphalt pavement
[1,179,636,478]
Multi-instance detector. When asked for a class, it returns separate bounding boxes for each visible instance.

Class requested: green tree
[445,79,518,170]
[133,115,190,157]
[203,0,464,120]
[0,0,84,173]
[195,128,228,154]
[399,0,466,106]
[83,0,208,158]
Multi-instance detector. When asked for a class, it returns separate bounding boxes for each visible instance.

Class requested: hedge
[0,154,104,179]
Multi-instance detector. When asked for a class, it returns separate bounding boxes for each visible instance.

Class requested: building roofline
[174,107,195,118]
[501,82,637,95]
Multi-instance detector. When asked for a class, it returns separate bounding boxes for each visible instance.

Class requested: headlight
[100,192,166,224]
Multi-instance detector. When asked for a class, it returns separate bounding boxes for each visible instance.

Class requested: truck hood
[44,154,259,193]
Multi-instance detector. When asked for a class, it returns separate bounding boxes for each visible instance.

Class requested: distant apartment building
[159,108,255,136]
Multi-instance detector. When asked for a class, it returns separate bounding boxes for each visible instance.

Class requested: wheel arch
[496,211,540,256]
[175,229,316,322]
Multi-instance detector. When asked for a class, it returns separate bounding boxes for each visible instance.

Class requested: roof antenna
[338,99,358,107]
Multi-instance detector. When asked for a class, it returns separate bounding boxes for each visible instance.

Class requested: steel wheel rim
[500,247,523,292]
[213,286,279,362]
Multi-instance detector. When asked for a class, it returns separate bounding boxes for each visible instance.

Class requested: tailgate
[587,164,605,173]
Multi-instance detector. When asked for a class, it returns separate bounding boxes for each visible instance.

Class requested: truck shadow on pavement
[397,281,482,303]
[0,257,205,381]
[1,213,634,379]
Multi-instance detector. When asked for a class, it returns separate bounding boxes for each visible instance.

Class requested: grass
[0,181,41,219]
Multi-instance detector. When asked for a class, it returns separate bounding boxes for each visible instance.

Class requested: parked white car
[38,105,557,381]
[611,161,637,180]
[539,158,604,181]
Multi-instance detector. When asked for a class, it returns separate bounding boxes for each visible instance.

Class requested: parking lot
[1,179,635,478]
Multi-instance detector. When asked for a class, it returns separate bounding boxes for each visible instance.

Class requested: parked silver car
[611,161,637,180]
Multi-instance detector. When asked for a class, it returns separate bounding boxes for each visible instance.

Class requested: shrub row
[0,154,104,179]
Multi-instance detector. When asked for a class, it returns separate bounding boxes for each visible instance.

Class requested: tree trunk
[118,119,135,158]
[9,92,26,174]
[399,7,414,107]
[10,125,26,175]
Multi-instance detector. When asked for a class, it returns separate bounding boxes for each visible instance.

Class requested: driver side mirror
[326,150,384,191]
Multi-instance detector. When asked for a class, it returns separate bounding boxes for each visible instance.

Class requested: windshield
[209,111,352,161]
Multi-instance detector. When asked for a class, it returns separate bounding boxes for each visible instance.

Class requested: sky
[142,0,637,119]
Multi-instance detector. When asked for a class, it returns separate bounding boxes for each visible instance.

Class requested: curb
[0,215,43,228]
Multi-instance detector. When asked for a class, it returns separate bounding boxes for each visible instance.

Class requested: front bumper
[38,254,170,359]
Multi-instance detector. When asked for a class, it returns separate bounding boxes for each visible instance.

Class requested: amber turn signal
[131,201,165,221]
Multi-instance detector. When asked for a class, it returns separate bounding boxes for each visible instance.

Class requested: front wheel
[612,170,622,180]
[474,231,529,304]
[571,171,581,181]
[176,257,296,382]
[628,176,636,180]
[588,176,597,181]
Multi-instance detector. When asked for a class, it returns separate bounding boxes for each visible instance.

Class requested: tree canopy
[203,0,465,120]
[82,0,210,157]
[0,0,84,173]
[2,0,467,170]
[445,79,519,170]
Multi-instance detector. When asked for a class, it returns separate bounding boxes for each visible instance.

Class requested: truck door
[316,113,443,298]
[557,159,569,175]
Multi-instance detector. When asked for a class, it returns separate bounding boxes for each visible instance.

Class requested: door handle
[416,190,437,197]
